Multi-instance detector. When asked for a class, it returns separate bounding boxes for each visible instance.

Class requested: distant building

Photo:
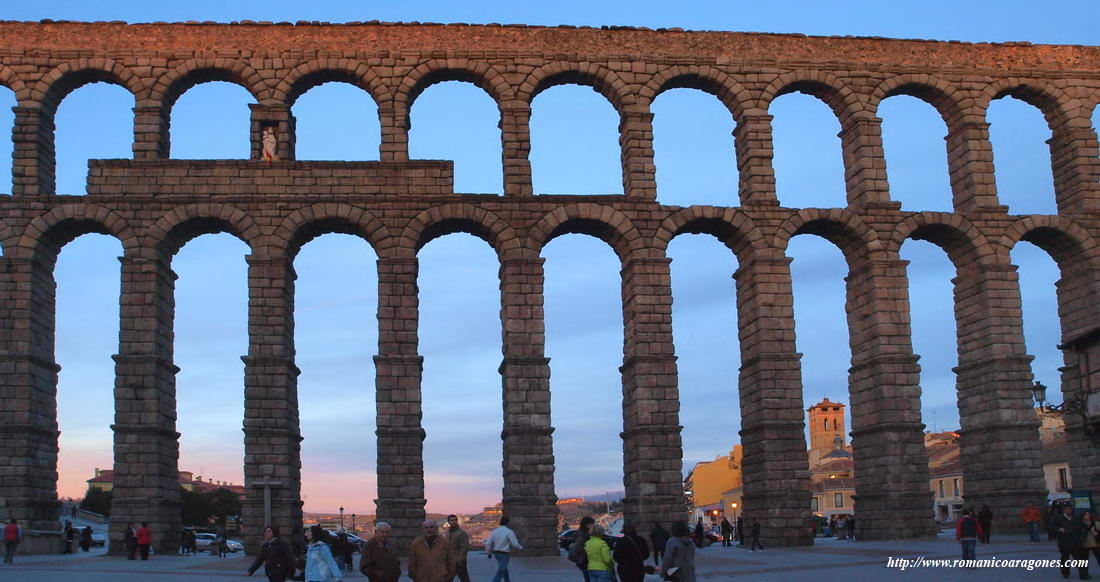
[684,445,742,522]
[87,468,245,500]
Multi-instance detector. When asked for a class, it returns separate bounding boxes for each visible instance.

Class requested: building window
[938,480,944,497]
[824,419,829,430]
[811,497,819,512]
[953,479,959,497]
[834,493,844,508]
[1060,468,1070,490]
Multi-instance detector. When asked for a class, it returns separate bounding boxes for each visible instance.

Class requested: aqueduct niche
[0,20,1099,555]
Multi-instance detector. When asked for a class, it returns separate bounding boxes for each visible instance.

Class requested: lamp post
[1033,381,1095,435]
[339,506,345,531]
[352,514,356,534]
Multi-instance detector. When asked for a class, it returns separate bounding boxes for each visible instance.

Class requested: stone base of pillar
[962,488,1048,535]
[622,493,685,534]
[853,490,938,540]
[242,491,303,555]
[109,497,182,556]
[741,491,813,547]
[11,529,63,555]
[375,498,426,555]
[502,496,558,556]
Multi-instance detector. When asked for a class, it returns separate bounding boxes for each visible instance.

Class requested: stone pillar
[953,262,1047,529]
[373,256,425,553]
[379,102,409,162]
[242,256,303,553]
[250,104,296,161]
[11,105,56,195]
[1048,115,1100,215]
[0,256,62,552]
[1055,262,1100,495]
[734,255,812,547]
[619,106,656,199]
[132,105,170,160]
[111,255,182,555]
[844,258,936,540]
[839,113,895,209]
[619,256,683,532]
[498,256,557,555]
[733,113,779,207]
[500,100,533,196]
[945,115,1004,213]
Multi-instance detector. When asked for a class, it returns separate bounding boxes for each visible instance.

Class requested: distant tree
[207,488,242,524]
[180,487,210,526]
[180,487,243,527]
[79,486,112,516]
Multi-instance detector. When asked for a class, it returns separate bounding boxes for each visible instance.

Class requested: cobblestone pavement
[0,532,1090,581]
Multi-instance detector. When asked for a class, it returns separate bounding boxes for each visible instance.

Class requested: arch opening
[769,93,846,209]
[879,95,951,212]
[170,82,255,159]
[409,81,503,195]
[530,85,622,195]
[292,82,380,161]
[55,82,134,195]
[987,96,1056,215]
[0,85,14,195]
[652,89,738,207]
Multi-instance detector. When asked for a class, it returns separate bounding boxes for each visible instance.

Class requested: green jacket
[584,536,612,572]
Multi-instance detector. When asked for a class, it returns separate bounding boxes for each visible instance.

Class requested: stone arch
[146,203,261,258]
[149,57,270,110]
[271,203,394,260]
[980,78,1076,128]
[518,62,633,111]
[399,202,520,258]
[870,74,968,126]
[761,71,865,123]
[30,58,144,110]
[527,203,645,262]
[638,65,751,120]
[0,218,13,254]
[773,208,883,263]
[16,203,138,263]
[0,63,30,102]
[890,212,997,272]
[1002,215,1098,272]
[273,58,391,108]
[654,206,766,263]
[398,59,515,114]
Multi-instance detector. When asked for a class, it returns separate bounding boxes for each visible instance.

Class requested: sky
[1,0,1096,515]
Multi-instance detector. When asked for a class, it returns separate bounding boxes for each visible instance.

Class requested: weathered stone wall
[0,20,1097,555]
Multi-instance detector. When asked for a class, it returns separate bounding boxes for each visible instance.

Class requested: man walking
[749,518,763,552]
[408,520,454,582]
[137,522,152,560]
[445,515,471,582]
[359,523,400,582]
[649,522,669,566]
[955,509,983,563]
[735,516,744,546]
[3,519,20,564]
[1022,502,1042,542]
[720,518,733,547]
[485,516,523,582]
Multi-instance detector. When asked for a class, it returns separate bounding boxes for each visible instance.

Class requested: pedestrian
[304,525,343,582]
[187,528,197,555]
[359,522,401,582]
[409,519,454,582]
[331,533,348,571]
[611,519,650,582]
[661,522,696,582]
[1022,502,1042,542]
[180,528,189,555]
[80,526,93,552]
[1054,504,1086,579]
[62,520,74,554]
[445,514,471,582]
[750,518,763,552]
[693,519,705,548]
[338,533,354,572]
[124,522,138,560]
[829,516,837,536]
[1077,511,1100,580]
[977,505,993,544]
[3,519,20,564]
[247,524,295,582]
[649,521,670,566]
[955,509,982,563]
[485,516,522,582]
[569,516,594,581]
[836,516,847,540]
[583,524,613,582]
[218,524,229,558]
[137,522,152,560]
[719,518,733,547]
[290,525,306,581]
[735,517,744,546]
[846,515,856,541]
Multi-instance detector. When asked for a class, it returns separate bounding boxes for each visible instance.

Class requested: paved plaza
[0,531,1090,581]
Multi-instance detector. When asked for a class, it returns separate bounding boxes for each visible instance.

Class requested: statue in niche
[261,126,278,161]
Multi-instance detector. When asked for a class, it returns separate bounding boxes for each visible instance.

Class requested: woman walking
[612,520,650,582]
[583,524,613,582]
[248,525,295,582]
[304,525,343,582]
[661,522,696,582]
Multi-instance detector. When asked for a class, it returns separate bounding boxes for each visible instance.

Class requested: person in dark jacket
[359,522,400,582]
[62,520,74,554]
[248,524,294,582]
[80,526,93,552]
[735,517,744,546]
[289,525,306,581]
[649,522,670,566]
[955,509,983,562]
[977,505,993,544]
[570,516,595,581]
[611,520,650,582]
[1053,505,1086,579]
[749,518,764,551]
[719,518,733,547]
[661,522,696,582]
[692,519,705,548]
[124,523,138,560]
[846,516,856,541]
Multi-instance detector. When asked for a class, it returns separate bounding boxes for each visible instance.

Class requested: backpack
[568,533,588,569]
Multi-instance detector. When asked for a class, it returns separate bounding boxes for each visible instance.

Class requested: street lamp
[339,506,345,531]
[352,514,356,533]
[1033,381,1095,435]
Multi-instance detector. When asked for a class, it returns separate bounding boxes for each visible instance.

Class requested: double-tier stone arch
[0,63,30,102]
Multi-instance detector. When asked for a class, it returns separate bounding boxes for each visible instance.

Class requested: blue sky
[1,0,1096,514]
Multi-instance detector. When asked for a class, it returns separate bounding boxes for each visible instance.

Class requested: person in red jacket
[137,522,152,560]
[3,519,20,564]
[955,509,984,563]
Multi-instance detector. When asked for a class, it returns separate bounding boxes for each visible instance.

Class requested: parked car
[558,529,578,550]
[193,532,219,552]
[89,531,107,547]
[226,539,244,553]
